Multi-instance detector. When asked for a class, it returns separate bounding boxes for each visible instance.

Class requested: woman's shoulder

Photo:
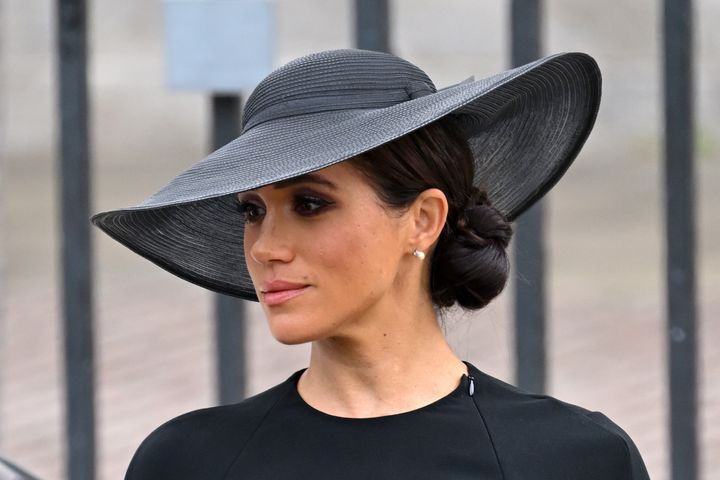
[124,372,298,480]
[467,363,651,480]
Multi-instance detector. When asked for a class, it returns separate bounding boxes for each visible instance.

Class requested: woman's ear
[407,188,448,252]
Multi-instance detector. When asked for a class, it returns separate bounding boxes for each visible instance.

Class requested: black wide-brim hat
[90,48,601,302]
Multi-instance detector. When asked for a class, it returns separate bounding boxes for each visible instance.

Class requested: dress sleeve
[124,416,208,480]
[123,409,248,480]
[586,411,651,480]
[123,384,290,479]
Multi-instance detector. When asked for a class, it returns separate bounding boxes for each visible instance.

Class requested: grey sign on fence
[164,0,275,92]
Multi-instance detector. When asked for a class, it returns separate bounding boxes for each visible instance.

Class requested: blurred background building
[0,0,718,478]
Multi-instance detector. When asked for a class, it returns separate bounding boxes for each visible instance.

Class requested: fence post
[663,0,698,478]
[164,0,273,406]
[355,0,390,53]
[212,95,247,404]
[57,0,95,478]
[510,0,546,394]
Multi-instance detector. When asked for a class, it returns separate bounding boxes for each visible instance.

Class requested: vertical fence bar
[663,0,698,478]
[57,0,95,478]
[212,94,247,405]
[354,0,390,53]
[510,0,546,394]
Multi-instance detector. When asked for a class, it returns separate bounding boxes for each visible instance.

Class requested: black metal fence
[57,1,94,479]
[50,0,698,479]
[663,0,698,477]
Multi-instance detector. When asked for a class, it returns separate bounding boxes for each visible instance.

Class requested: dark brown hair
[348,116,513,310]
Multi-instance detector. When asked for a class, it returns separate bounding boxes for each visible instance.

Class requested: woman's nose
[247,212,294,265]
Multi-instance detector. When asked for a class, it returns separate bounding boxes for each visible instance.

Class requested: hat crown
[241,49,437,132]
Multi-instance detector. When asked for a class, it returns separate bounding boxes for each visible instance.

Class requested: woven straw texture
[90,49,601,301]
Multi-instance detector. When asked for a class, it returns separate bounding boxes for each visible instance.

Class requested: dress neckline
[288,360,475,422]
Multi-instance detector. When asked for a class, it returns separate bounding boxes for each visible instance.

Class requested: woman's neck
[297,308,468,418]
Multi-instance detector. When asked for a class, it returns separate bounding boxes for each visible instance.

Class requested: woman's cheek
[312,225,358,269]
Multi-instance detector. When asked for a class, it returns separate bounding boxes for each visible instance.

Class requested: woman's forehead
[266,172,339,191]
[242,162,365,195]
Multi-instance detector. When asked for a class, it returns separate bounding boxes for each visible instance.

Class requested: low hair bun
[430,188,513,310]
[462,203,512,249]
[456,186,511,247]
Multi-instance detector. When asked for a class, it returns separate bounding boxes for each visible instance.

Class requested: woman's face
[236,162,416,345]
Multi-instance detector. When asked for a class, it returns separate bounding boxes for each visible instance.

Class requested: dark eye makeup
[235,192,334,224]
[235,199,264,223]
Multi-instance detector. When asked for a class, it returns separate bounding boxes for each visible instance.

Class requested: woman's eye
[236,195,331,223]
[294,196,330,216]
[236,201,264,223]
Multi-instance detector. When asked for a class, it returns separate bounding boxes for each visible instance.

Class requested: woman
[92,49,651,479]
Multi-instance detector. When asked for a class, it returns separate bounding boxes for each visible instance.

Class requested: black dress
[125,360,651,479]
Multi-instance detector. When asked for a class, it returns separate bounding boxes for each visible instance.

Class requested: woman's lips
[262,286,310,306]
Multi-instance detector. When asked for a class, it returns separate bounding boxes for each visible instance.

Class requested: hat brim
[91,51,601,301]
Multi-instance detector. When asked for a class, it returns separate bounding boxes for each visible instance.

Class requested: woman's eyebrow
[270,173,338,191]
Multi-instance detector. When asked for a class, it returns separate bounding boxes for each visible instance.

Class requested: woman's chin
[273,332,315,345]
[267,317,324,345]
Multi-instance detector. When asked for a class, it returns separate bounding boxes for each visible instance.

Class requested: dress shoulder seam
[582,410,635,480]
[220,380,293,479]
[548,398,635,480]
[469,395,507,480]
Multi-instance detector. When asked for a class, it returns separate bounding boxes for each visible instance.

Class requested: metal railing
[57,1,95,479]
[663,0,698,477]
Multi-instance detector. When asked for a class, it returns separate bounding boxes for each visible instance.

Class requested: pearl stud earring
[413,249,426,260]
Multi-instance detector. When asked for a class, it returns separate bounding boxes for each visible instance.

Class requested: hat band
[241,82,435,133]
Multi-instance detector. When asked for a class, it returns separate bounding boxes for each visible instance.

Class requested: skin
[237,161,468,418]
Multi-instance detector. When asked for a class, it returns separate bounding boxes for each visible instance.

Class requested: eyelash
[235,195,332,224]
